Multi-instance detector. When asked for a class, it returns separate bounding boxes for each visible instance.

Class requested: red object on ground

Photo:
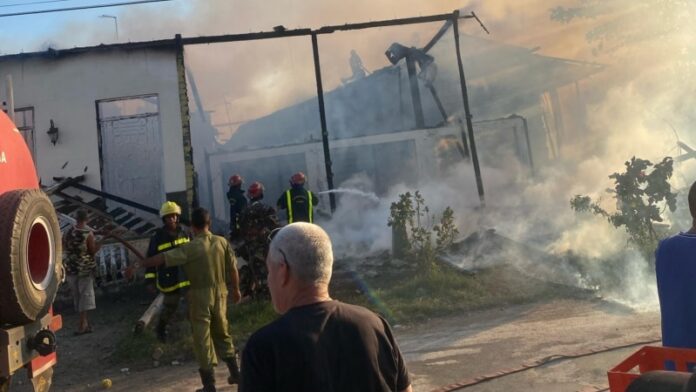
[608,345,696,391]
[0,111,39,194]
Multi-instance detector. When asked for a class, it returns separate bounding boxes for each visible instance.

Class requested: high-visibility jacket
[277,187,318,223]
[145,226,191,293]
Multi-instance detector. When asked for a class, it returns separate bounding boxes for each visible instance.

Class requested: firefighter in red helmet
[277,172,319,224]
[227,174,247,242]
[237,182,278,297]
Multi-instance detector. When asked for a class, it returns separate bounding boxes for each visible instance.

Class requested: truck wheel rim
[26,216,55,291]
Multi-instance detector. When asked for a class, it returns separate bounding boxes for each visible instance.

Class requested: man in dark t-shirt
[239,223,412,392]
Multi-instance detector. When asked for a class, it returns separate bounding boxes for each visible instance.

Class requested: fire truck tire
[0,189,62,325]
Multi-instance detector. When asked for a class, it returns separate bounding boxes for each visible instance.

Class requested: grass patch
[332,263,580,325]
[229,299,277,342]
[109,260,579,364]
[110,295,276,365]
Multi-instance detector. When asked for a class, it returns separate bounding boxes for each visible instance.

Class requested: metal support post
[405,57,425,129]
[452,11,485,206]
[310,33,336,212]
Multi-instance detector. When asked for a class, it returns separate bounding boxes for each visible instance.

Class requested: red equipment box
[608,345,696,392]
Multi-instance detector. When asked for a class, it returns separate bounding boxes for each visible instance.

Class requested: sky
[0,0,589,58]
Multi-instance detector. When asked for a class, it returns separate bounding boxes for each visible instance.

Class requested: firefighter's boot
[155,320,167,343]
[195,368,216,392]
[224,356,241,385]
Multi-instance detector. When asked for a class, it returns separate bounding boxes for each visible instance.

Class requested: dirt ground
[8,293,660,392]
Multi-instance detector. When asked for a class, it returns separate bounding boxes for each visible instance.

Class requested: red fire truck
[0,111,63,392]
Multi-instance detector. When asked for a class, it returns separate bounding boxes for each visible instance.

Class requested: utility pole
[99,14,119,40]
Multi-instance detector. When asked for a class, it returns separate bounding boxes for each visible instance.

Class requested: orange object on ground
[608,345,696,392]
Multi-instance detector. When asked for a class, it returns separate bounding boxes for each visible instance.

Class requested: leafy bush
[570,156,677,257]
[388,191,459,268]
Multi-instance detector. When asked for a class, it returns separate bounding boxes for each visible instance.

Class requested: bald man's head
[268,223,334,286]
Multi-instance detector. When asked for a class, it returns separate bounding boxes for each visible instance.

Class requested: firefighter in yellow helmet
[145,201,191,342]
[132,208,242,392]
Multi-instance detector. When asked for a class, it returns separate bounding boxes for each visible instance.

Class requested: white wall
[0,47,186,195]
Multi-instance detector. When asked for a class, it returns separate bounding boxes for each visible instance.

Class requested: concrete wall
[0,47,185,197]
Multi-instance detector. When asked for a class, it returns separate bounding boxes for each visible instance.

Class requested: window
[97,95,159,119]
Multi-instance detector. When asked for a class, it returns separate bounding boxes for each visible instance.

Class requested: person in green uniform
[132,208,242,392]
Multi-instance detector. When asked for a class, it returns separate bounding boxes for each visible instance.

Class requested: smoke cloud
[14,1,696,308]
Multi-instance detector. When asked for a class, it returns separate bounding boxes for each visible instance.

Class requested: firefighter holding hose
[277,172,318,224]
[145,201,190,342]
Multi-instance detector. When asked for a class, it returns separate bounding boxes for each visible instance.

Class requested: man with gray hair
[239,222,412,392]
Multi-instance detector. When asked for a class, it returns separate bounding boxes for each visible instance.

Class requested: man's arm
[276,192,287,210]
[86,232,101,256]
[133,244,188,271]
[226,241,241,304]
[239,338,274,392]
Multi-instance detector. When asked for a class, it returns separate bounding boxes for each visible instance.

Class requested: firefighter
[145,201,191,342]
[132,208,242,391]
[226,174,247,242]
[238,182,279,296]
[276,172,319,224]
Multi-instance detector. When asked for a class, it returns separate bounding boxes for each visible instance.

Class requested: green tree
[571,156,677,256]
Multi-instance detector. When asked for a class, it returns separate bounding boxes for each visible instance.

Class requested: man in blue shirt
[656,180,696,348]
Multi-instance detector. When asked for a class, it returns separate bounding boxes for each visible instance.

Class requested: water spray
[318,188,380,204]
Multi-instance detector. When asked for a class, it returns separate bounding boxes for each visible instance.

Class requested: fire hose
[100,233,163,331]
[430,337,662,392]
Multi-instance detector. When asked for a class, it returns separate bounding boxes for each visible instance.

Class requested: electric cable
[0,0,172,17]
[0,0,74,9]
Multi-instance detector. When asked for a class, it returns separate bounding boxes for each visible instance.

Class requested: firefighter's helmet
[229,174,243,187]
[159,201,182,217]
[290,172,306,186]
[248,182,265,199]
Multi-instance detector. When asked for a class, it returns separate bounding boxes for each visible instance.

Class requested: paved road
[399,298,660,391]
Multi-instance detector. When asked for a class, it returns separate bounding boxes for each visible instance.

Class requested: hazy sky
[0,0,590,59]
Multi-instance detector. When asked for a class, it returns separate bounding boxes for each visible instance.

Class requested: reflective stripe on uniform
[144,273,156,279]
[157,280,191,293]
[308,190,313,223]
[157,238,190,252]
[154,236,191,292]
[286,190,293,223]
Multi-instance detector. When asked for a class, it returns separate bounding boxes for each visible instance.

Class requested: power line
[0,0,75,9]
[0,0,173,17]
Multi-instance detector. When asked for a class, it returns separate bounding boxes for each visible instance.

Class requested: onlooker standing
[656,180,696,348]
[240,223,412,392]
[63,209,101,335]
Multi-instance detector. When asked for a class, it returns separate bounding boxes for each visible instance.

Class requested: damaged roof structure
[0,10,604,232]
